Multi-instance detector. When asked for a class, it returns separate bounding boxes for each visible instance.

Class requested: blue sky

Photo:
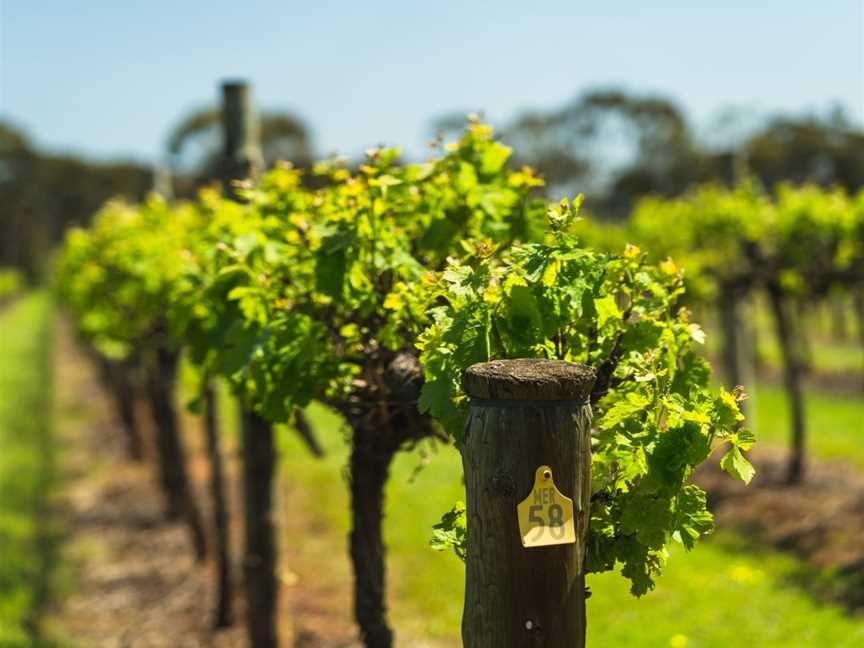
[1,1,861,163]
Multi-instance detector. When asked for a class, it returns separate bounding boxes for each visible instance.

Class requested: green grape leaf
[430,501,467,561]
[720,445,755,484]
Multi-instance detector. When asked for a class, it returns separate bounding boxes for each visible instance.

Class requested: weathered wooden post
[220,79,277,647]
[461,359,595,648]
[203,382,232,629]
[718,286,756,426]
[222,80,262,198]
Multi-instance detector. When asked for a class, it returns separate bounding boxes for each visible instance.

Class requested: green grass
[702,325,863,377]
[750,382,864,469]
[0,292,60,646]
[757,337,863,375]
[0,268,24,302]
[589,534,864,647]
[701,298,863,376]
[277,403,864,647]
[759,296,862,374]
[698,295,863,467]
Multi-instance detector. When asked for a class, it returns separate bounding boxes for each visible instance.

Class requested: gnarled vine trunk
[204,384,232,629]
[767,284,807,483]
[348,423,398,648]
[795,298,814,372]
[144,345,208,559]
[338,352,436,648]
[240,408,277,648]
[96,357,144,461]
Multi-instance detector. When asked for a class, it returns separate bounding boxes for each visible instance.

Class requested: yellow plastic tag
[517,465,576,548]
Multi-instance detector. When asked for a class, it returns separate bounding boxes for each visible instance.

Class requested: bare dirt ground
[52,321,363,647]
[53,322,247,647]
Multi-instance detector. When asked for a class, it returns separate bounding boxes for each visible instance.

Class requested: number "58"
[528,503,565,540]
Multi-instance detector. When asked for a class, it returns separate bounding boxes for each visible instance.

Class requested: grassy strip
[701,300,863,376]
[0,292,59,646]
[702,324,863,377]
[588,532,864,647]
[756,297,862,375]
[756,336,862,376]
[751,382,864,470]
[276,400,864,646]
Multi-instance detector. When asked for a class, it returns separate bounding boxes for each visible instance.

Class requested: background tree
[494,88,716,217]
[0,121,151,280]
[743,110,864,191]
[165,107,313,197]
[434,90,864,223]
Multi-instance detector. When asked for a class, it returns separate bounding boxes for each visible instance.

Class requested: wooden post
[220,79,276,648]
[461,359,595,648]
[718,286,756,426]
[221,80,262,199]
[203,383,233,629]
[152,161,174,202]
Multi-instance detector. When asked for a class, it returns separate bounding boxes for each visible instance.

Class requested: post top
[221,81,252,98]
[463,358,595,402]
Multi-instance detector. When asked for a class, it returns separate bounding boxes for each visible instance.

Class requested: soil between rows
[53,320,363,647]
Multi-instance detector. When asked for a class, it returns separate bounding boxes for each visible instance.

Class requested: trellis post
[461,358,596,648]
[220,80,275,647]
